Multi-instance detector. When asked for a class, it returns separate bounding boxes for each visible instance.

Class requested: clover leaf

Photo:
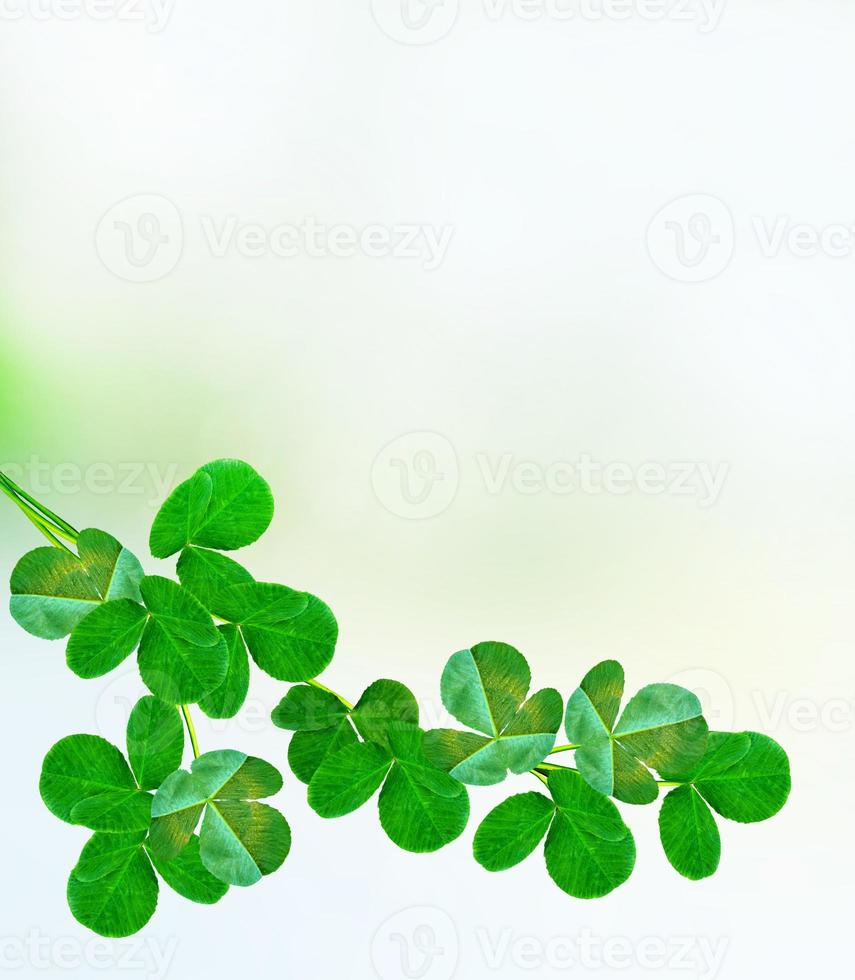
[423,642,563,785]
[126,696,185,791]
[473,769,636,899]
[214,583,337,682]
[565,660,708,804]
[68,826,230,937]
[176,545,254,613]
[40,734,153,833]
[149,749,290,886]
[272,678,418,785]
[307,721,469,853]
[197,624,251,719]
[658,785,721,880]
[68,832,158,937]
[66,599,149,679]
[137,576,228,704]
[149,459,274,558]
[10,529,143,640]
[657,730,790,880]
[145,834,229,905]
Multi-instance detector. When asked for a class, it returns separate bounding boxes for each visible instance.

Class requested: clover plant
[1,461,791,936]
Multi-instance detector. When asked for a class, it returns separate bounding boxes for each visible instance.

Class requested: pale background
[1,2,853,978]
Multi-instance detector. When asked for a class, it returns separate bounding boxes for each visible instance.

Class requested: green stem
[2,472,204,763]
[531,769,549,785]
[308,678,354,711]
[0,478,76,552]
[0,471,79,538]
[549,743,580,755]
[657,780,684,788]
[536,761,578,773]
[181,705,200,759]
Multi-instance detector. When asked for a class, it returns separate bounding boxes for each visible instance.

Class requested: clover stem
[308,678,354,711]
[0,477,76,553]
[656,781,684,788]
[549,743,580,755]
[0,471,79,538]
[536,762,578,773]
[181,704,200,759]
[531,769,549,785]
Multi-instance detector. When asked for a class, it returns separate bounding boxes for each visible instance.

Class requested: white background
[1,2,853,978]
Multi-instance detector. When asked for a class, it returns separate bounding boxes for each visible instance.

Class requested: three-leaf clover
[276,678,471,853]
[565,660,709,804]
[148,749,291,886]
[10,528,143,640]
[423,642,563,785]
[657,731,791,880]
[41,695,229,937]
[473,769,636,899]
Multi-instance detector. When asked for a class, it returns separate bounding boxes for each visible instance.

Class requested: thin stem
[549,743,580,755]
[536,761,578,773]
[531,769,549,785]
[0,471,79,538]
[181,705,200,759]
[2,472,203,762]
[308,678,354,711]
[657,780,684,788]
[0,480,76,553]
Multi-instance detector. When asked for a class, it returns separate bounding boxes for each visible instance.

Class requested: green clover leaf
[473,769,635,899]
[137,576,228,704]
[307,721,469,853]
[145,834,229,905]
[150,460,274,558]
[40,734,152,834]
[149,749,290,886]
[176,545,254,614]
[565,660,708,804]
[10,529,143,640]
[66,599,148,679]
[197,624,251,720]
[68,832,158,938]
[126,696,185,791]
[423,642,562,785]
[658,786,721,880]
[657,731,790,879]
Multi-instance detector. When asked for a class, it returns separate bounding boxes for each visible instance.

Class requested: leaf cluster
[9,460,314,935]
[6,459,792,935]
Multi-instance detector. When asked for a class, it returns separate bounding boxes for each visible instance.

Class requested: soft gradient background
[1,2,853,978]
